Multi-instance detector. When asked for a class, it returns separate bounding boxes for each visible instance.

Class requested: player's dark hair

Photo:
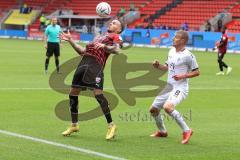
[222,27,226,34]
[119,20,125,33]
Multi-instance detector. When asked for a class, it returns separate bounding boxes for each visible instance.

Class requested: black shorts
[46,42,60,57]
[72,55,104,90]
[218,52,225,61]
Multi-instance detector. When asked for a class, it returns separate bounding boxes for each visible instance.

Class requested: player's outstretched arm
[68,39,85,55]
[152,60,168,71]
[60,31,85,55]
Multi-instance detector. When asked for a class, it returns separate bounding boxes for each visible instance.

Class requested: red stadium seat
[2,0,240,32]
[152,0,238,30]
[227,5,240,33]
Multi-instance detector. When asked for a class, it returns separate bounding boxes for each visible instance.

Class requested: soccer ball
[96,2,111,17]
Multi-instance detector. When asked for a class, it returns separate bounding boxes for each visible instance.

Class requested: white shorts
[151,84,188,109]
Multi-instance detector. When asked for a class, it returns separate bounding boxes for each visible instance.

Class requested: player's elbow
[163,66,168,71]
[195,70,200,77]
[75,49,84,55]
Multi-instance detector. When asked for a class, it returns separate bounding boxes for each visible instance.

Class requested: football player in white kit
[150,30,200,144]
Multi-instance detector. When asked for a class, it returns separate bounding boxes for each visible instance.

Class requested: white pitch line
[0,88,52,90]
[0,87,239,90]
[0,130,127,160]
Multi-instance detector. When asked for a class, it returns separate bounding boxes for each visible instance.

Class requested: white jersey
[165,47,199,92]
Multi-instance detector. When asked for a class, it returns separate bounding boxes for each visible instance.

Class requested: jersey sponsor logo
[96,77,101,83]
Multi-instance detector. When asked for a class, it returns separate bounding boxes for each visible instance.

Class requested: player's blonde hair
[176,30,189,44]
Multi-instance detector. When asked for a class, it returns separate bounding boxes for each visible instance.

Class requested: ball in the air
[96,2,111,17]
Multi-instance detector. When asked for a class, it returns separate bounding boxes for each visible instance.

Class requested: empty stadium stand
[1,0,240,33]
[153,0,238,30]
[66,0,149,15]
[129,0,173,28]
[0,0,16,11]
[21,0,69,13]
[0,0,16,21]
[24,0,69,31]
[29,0,149,30]
[4,9,38,25]
[227,4,240,33]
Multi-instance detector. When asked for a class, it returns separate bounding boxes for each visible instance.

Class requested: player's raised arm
[152,60,168,71]
[60,30,85,55]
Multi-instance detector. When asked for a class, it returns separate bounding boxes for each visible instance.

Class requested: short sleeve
[165,49,172,65]
[113,34,122,44]
[165,56,169,65]
[187,54,199,71]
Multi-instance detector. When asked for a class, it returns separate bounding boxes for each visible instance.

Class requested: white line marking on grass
[0,88,52,90]
[0,130,127,160]
[0,87,240,90]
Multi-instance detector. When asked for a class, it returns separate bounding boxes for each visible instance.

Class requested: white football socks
[170,110,190,132]
[154,113,167,132]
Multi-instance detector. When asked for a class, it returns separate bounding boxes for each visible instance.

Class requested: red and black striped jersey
[84,32,121,66]
[218,33,228,54]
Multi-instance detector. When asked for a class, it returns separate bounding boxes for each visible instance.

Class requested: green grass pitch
[0,38,240,160]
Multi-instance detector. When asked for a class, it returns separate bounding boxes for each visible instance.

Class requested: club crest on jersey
[96,77,101,83]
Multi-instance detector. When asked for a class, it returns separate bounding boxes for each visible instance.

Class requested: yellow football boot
[106,123,117,140]
[62,125,79,136]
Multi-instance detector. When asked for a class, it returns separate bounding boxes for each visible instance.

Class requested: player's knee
[93,89,103,95]
[163,103,174,114]
[95,94,110,114]
[95,94,108,105]
[149,107,159,117]
[70,88,80,96]
[217,59,222,63]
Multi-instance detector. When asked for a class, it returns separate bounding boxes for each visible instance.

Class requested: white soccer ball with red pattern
[96,2,111,17]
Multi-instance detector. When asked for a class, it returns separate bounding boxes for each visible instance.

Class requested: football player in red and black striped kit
[216,28,232,75]
[60,20,124,140]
